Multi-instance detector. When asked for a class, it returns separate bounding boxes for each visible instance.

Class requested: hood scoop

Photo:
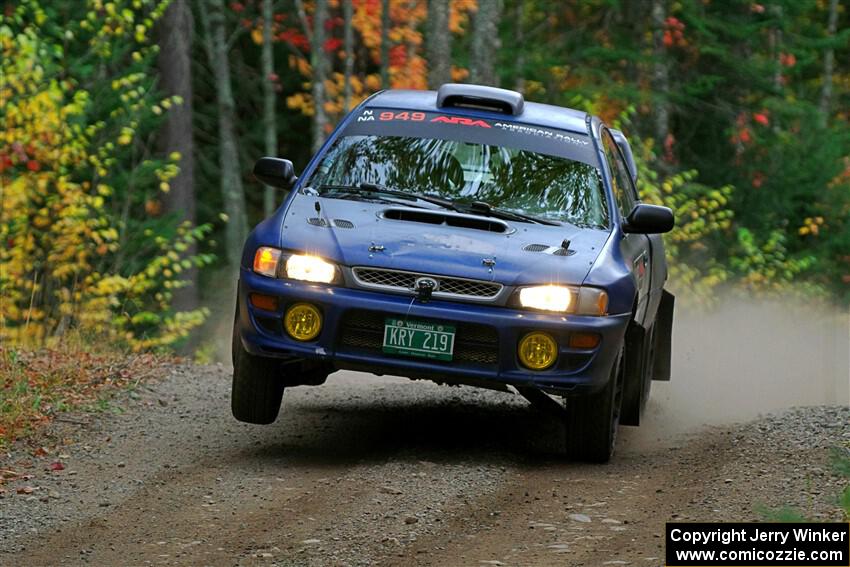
[523,243,576,256]
[381,208,511,234]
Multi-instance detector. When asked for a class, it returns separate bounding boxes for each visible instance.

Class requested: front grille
[338,310,499,366]
[355,268,417,289]
[352,267,502,301]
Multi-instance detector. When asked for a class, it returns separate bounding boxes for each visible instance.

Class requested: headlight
[516,285,608,315]
[519,285,572,312]
[252,248,338,284]
[285,254,337,283]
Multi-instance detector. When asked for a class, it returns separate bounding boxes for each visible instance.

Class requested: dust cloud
[198,269,239,363]
[635,296,850,444]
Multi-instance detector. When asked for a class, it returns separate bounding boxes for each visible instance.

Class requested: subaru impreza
[232,84,675,462]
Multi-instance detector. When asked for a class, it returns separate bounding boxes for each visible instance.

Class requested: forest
[1,0,849,354]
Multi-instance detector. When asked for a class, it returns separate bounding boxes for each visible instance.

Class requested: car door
[601,129,651,324]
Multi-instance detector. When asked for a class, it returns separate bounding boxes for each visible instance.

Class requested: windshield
[305,134,609,228]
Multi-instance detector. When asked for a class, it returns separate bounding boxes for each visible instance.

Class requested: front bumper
[236,269,630,395]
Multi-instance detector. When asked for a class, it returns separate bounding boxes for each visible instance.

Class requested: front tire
[565,350,624,462]
[231,315,285,424]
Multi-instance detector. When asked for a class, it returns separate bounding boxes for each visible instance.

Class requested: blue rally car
[233,84,675,462]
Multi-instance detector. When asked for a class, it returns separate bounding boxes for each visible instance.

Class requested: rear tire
[231,313,285,424]
[565,350,624,463]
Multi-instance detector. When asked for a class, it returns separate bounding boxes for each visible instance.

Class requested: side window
[602,130,636,216]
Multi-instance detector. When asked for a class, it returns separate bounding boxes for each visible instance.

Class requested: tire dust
[627,296,850,452]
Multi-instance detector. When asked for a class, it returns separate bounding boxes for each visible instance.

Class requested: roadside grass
[0,343,170,450]
[760,447,850,522]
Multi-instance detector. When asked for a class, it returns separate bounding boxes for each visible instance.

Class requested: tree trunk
[426,0,451,89]
[651,0,670,148]
[513,0,525,93]
[200,0,248,269]
[261,0,278,216]
[622,0,645,85]
[157,0,198,311]
[470,0,502,86]
[819,0,840,125]
[380,0,390,88]
[312,0,329,152]
[768,5,784,92]
[343,0,354,111]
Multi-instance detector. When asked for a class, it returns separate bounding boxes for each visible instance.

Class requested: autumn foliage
[1,1,212,350]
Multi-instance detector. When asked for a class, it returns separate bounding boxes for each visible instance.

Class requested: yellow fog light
[518,332,558,370]
[284,303,322,341]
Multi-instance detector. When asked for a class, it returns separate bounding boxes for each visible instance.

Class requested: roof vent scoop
[436,83,524,116]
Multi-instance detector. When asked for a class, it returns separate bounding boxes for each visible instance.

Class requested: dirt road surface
[1,361,847,567]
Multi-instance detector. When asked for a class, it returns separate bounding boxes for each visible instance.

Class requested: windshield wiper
[316,184,558,226]
[456,201,561,226]
[316,183,461,212]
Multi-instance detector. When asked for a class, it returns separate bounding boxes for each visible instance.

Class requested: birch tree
[296,0,329,152]
[470,0,502,86]
[651,0,670,149]
[426,0,451,89]
[261,0,278,215]
[343,0,354,111]
[199,0,248,268]
[819,0,840,125]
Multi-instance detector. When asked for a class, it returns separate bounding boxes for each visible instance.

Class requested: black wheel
[565,349,624,463]
[231,310,285,424]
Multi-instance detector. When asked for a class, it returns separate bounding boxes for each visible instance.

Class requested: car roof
[363,88,592,136]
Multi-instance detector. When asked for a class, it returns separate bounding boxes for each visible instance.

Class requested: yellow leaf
[251,28,263,46]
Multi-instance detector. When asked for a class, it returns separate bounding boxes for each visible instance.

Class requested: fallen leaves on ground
[0,347,172,449]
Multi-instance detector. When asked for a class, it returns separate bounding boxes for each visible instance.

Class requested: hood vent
[307,217,355,229]
[523,244,548,252]
[523,243,576,256]
[382,208,510,234]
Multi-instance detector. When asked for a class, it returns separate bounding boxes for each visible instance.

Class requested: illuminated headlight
[285,254,337,283]
[252,248,338,284]
[517,285,608,316]
[519,285,572,312]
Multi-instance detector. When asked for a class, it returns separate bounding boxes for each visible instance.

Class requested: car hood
[279,196,610,287]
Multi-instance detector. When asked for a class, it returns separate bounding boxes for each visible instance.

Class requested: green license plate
[382,318,456,361]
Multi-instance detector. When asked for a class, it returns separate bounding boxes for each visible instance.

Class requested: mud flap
[620,322,646,426]
[652,290,674,382]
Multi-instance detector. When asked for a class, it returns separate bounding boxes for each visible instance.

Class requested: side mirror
[623,204,674,234]
[253,157,298,189]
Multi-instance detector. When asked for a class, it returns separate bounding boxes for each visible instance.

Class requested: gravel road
[1,363,847,567]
